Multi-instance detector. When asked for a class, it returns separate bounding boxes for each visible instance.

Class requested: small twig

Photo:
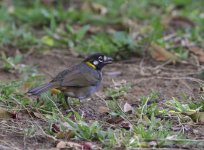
[153,59,172,70]
[156,76,204,84]
[133,76,204,85]
[163,33,177,41]
[41,70,54,78]
[151,138,204,143]
[192,54,200,67]
[24,47,34,58]
[37,125,59,142]
[178,79,193,93]
[176,115,185,134]
[45,94,64,118]
[95,93,108,107]
[115,100,134,126]
[95,94,134,126]
[138,96,150,123]
[0,144,20,150]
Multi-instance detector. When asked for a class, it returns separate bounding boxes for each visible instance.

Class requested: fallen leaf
[123,102,133,113]
[87,26,103,34]
[168,16,195,30]
[149,141,158,147]
[56,141,67,149]
[41,36,54,46]
[31,112,46,120]
[82,142,101,150]
[188,46,204,63]
[81,142,91,150]
[120,122,131,130]
[166,135,178,140]
[81,142,99,150]
[184,112,204,123]
[0,107,16,119]
[56,141,82,149]
[107,116,124,124]
[98,106,110,114]
[91,3,107,15]
[82,2,107,15]
[56,130,75,139]
[150,42,178,62]
[51,123,61,133]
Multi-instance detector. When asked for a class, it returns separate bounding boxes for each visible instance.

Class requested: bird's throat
[85,61,96,69]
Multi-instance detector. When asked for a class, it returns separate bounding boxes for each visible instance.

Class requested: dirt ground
[0,50,203,149]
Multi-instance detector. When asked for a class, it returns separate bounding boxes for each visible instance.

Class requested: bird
[27,53,113,103]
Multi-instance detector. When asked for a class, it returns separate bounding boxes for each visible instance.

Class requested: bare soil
[0,50,203,149]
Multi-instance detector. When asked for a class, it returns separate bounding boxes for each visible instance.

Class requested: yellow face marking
[85,61,96,69]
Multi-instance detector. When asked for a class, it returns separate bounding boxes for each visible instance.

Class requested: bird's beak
[104,56,113,64]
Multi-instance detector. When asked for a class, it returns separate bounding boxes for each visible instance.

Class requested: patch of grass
[0,53,39,78]
[65,116,115,142]
[1,0,204,149]
[1,0,203,57]
[106,82,131,99]
[0,25,40,49]
[0,80,30,108]
[0,78,203,148]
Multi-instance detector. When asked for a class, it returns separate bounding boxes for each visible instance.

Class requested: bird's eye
[98,56,103,62]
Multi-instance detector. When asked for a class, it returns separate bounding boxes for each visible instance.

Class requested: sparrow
[28,53,113,102]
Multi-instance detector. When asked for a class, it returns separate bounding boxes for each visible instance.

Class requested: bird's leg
[64,95,77,113]
[64,95,69,107]
[78,98,81,105]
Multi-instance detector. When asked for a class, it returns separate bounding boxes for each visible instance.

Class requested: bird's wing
[51,68,72,82]
[61,69,99,87]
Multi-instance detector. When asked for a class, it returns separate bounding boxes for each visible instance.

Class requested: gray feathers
[27,82,56,95]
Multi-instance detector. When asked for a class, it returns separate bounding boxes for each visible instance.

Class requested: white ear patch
[93,60,99,65]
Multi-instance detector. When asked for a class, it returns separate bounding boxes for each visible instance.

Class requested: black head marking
[84,53,113,70]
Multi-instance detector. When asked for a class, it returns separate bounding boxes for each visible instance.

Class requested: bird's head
[83,53,113,70]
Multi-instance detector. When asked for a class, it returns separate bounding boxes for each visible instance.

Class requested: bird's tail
[27,82,56,95]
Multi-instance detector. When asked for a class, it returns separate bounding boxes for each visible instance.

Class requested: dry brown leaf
[123,102,133,113]
[29,111,46,120]
[168,16,195,30]
[107,116,124,124]
[188,46,204,63]
[150,42,178,62]
[82,2,107,15]
[33,112,46,120]
[56,141,82,149]
[82,142,101,150]
[120,121,131,130]
[98,106,110,114]
[91,3,107,15]
[51,123,61,133]
[0,107,16,119]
